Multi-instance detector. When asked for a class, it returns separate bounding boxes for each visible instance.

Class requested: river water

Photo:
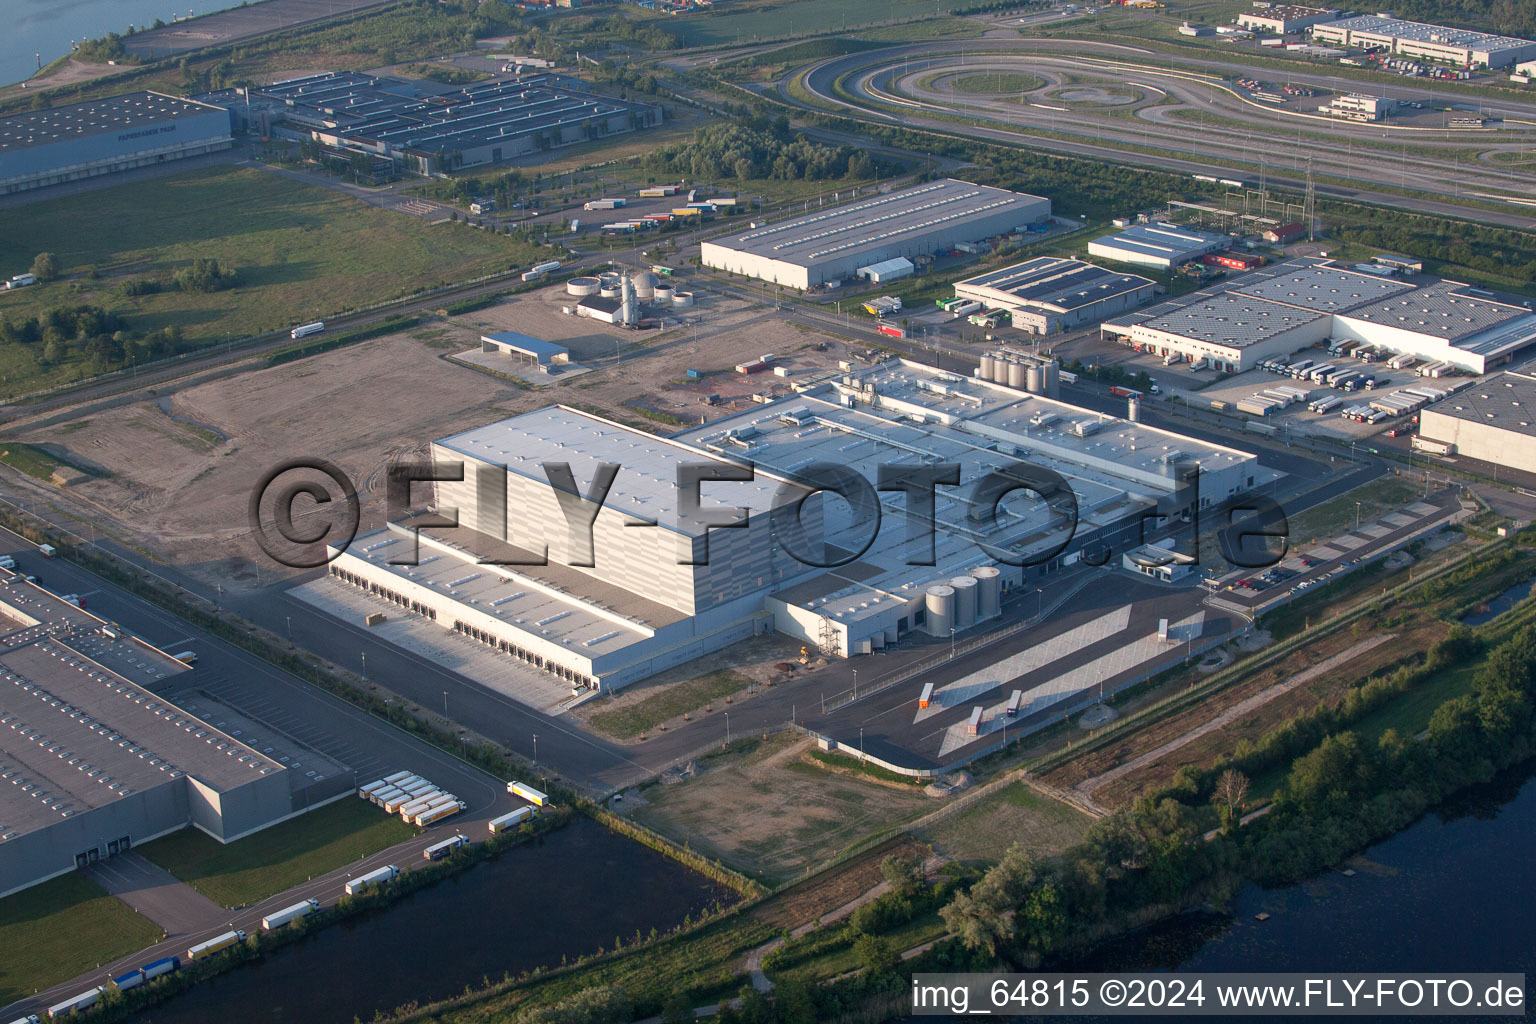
[4,0,240,86]
[127,817,734,1024]
[1082,761,1536,979]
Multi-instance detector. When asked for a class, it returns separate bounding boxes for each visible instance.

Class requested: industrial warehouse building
[1418,369,1536,472]
[1102,258,1536,373]
[0,579,326,898]
[0,91,233,196]
[952,257,1157,335]
[700,179,1051,289]
[250,70,661,174]
[1310,15,1536,68]
[324,362,1257,693]
[1235,5,1340,35]
[1087,223,1228,269]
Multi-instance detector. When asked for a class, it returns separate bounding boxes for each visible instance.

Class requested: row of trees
[1332,209,1536,286]
[643,119,875,183]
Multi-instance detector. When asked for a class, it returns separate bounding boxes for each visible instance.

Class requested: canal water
[5,0,243,86]
[1460,577,1535,626]
[128,817,734,1024]
[1080,759,1536,978]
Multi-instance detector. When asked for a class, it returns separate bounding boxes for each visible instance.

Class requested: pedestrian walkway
[84,853,228,937]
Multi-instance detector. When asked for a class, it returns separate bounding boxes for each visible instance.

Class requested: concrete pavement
[85,853,226,936]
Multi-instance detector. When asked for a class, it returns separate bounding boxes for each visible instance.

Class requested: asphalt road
[785,37,1536,230]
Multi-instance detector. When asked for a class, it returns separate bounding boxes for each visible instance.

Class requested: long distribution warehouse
[952,257,1157,335]
[0,91,234,196]
[1310,15,1536,68]
[700,179,1051,289]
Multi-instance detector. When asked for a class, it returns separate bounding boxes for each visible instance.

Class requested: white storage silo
[1128,397,1141,422]
[1043,361,1060,398]
[950,575,977,629]
[971,566,1001,620]
[1007,361,1026,389]
[925,585,954,637]
[1026,364,1044,393]
[672,291,695,308]
[992,357,1010,384]
[979,354,996,380]
[654,284,675,303]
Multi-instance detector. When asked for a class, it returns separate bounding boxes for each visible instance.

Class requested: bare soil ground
[630,735,934,884]
[1,284,858,595]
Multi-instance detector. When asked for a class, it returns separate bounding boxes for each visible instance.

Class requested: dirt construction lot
[629,735,936,884]
[0,284,859,595]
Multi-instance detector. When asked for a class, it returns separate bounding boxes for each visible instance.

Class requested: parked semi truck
[415,799,467,826]
[261,898,320,931]
[345,865,400,896]
[424,834,470,860]
[507,781,549,806]
[47,987,103,1018]
[186,930,246,960]
[488,806,536,833]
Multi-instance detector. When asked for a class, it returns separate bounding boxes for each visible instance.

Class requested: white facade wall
[1419,411,1536,472]
[1329,317,1490,373]
[1126,317,1330,372]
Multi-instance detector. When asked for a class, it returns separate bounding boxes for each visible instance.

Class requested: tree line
[642,117,875,183]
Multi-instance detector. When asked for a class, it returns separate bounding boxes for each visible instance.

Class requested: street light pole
[724,711,730,748]
[360,652,366,682]
[443,690,448,715]
[950,626,956,658]
[532,733,538,765]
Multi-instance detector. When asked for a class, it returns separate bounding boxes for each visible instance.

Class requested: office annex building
[326,362,1258,695]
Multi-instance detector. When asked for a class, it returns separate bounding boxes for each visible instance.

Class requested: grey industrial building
[952,257,1156,335]
[250,70,660,174]
[1419,369,1536,471]
[1310,15,1536,68]
[0,91,233,196]
[700,179,1051,290]
[323,362,1256,692]
[1087,223,1229,270]
[0,578,334,898]
[1235,5,1340,35]
[1102,258,1536,373]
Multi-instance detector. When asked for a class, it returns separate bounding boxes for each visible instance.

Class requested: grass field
[630,735,934,882]
[663,0,984,47]
[0,872,163,1005]
[1286,476,1420,547]
[0,165,539,396]
[139,797,417,908]
[0,443,64,483]
[587,669,753,739]
[950,72,1046,95]
[913,781,1093,866]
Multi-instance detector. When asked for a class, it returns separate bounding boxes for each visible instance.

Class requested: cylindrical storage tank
[979,354,996,380]
[925,585,954,637]
[1043,361,1060,398]
[950,576,977,630]
[566,276,601,296]
[673,291,695,308]
[1127,397,1141,422]
[991,358,1010,384]
[600,286,620,298]
[598,272,620,288]
[632,272,657,299]
[1007,361,1027,390]
[654,284,675,302]
[971,566,1002,620]
[1025,364,1044,393]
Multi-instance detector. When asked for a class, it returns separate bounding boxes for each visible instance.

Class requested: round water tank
[1007,361,1027,389]
[1043,361,1060,398]
[672,291,695,308]
[979,354,996,380]
[950,576,977,630]
[925,585,954,638]
[598,272,620,288]
[600,286,620,298]
[971,566,1002,620]
[632,272,657,299]
[654,284,675,302]
[566,277,601,296]
[1026,364,1044,393]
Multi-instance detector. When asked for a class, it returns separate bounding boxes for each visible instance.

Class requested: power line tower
[1304,156,1317,242]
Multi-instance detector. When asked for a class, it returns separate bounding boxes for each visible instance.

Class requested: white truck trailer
[261,898,320,931]
[345,865,401,896]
